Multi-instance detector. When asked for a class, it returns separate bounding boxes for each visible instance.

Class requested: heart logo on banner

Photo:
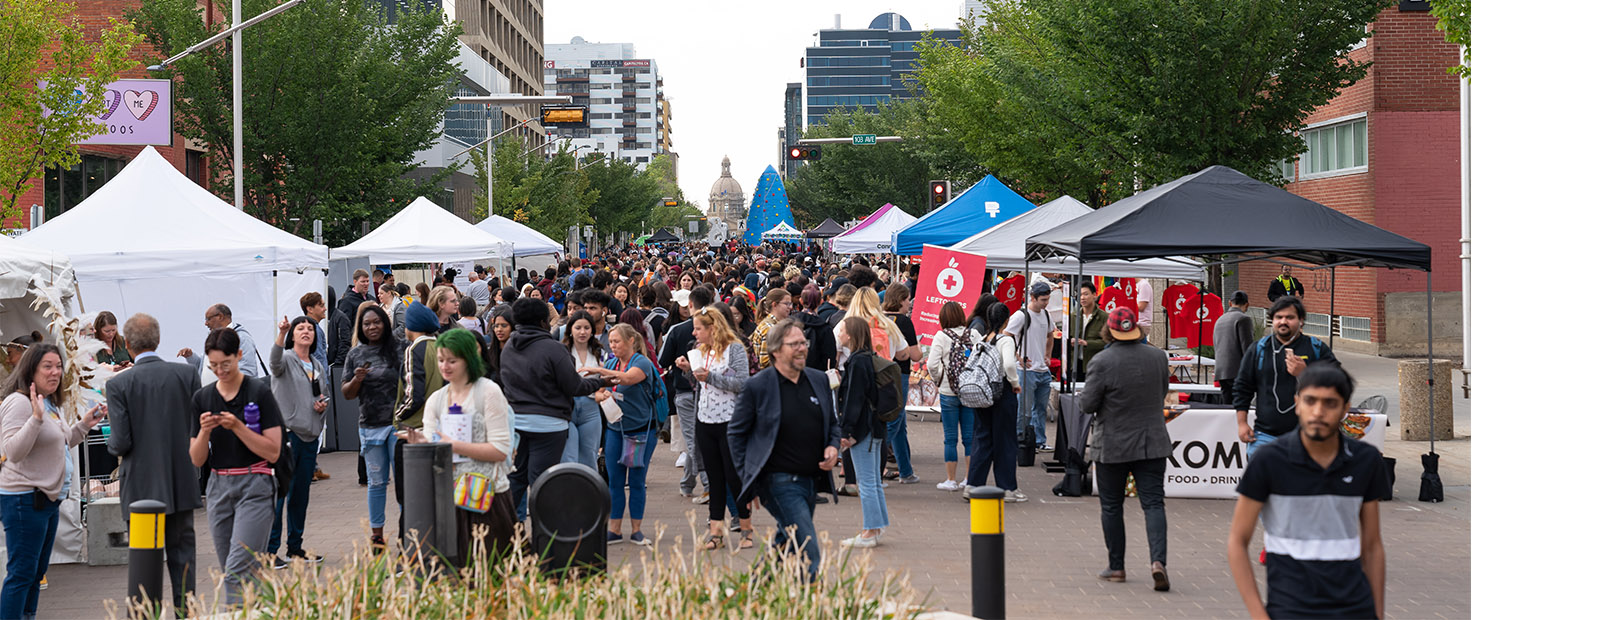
[100,90,121,120]
[123,90,159,121]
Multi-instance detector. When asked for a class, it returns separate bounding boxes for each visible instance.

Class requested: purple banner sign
[41,78,172,146]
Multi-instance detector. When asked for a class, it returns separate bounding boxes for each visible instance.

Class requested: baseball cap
[1029,282,1052,298]
[1107,306,1140,341]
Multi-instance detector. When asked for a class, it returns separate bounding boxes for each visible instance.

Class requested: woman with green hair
[401,329,516,559]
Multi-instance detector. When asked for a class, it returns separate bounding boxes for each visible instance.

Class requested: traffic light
[787,145,821,161]
[929,180,950,209]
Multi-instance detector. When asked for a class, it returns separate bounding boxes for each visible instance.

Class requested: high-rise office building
[802,12,960,125]
[378,0,547,134]
[962,1,990,28]
[542,37,669,167]
[779,83,803,179]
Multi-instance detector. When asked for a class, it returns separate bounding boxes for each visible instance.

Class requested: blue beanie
[405,303,440,333]
[744,273,761,290]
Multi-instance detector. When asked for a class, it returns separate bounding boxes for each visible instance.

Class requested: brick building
[1234,5,1463,357]
[8,0,213,230]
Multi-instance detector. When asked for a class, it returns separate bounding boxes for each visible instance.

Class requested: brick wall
[7,0,205,229]
[1239,6,1461,350]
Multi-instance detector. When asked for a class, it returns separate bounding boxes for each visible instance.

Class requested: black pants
[356,453,367,485]
[1219,379,1235,405]
[969,387,1018,491]
[696,421,750,521]
[1094,457,1167,571]
[509,429,569,523]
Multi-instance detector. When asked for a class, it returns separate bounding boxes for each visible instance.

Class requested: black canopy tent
[645,228,682,244]
[806,218,847,238]
[1026,165,1444,501]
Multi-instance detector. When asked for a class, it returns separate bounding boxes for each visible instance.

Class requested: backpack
[867,318,893,360]
[950,329,1005,409]
[1252,335,1326,375]
[870,354,903,423]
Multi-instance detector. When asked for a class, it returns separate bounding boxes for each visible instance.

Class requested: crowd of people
[0,240,1387,618]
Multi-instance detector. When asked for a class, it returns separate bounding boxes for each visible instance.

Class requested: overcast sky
[544,0,968,218]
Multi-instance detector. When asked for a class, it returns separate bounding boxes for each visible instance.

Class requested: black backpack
[870,354,904,422]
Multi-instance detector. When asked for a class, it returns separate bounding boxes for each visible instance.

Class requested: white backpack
[946,328,1004,409]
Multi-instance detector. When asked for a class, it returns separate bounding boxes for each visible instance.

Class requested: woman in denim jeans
[835,317,889,548]
[561,312,608,468]
[342,303,402,553]
[0,345,103,620]
[925,302,977,492]
[581,324,659,546]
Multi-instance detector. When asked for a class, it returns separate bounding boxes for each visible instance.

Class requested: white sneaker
[936,479,961,492]
[959,480,969,489]
[1005,490,1029,503]
[675,453,688,468]
[841,534,880,548]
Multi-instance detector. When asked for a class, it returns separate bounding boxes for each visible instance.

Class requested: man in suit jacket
[1212,291,1256,403]
[106,313,201,615]
[728,318,841,581]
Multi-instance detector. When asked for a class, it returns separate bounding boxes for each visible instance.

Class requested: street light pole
[447,94,571,218]
[232,0,243,210]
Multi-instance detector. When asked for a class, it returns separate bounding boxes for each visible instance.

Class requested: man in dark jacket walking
[500,298,615,522]
[106,313,202,615]
[1080,306,1173,592]
[337,269,374,325]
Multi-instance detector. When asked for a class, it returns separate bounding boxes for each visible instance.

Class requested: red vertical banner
[995,274,1026,313]
[912,245,987,345]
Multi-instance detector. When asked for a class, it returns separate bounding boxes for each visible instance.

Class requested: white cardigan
[927,327,1021,397]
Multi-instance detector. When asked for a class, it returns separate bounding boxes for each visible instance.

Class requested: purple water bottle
[243,402,261,434]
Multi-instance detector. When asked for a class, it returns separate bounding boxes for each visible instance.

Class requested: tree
[470,140,596,240]
[916,0,1388,205]
[583,156,659,239]
[0,0,141,221]
[1430,0,1469,79]
[129,0,461,245]
[784,100,984,225]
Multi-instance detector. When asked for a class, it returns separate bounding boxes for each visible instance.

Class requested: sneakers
[286,549,324,564]
[962,486,971,502]
[1004,490,1029,503]
[840,534,879,549]
[959,480,969,489]
[606,531,625,545]
[936,479,961,492]
[628,531,652,546]
[37,576,45,590]
[675,453,688,468]
[692,492,711,505]
[899,474,921,484]
[271,556,291,570]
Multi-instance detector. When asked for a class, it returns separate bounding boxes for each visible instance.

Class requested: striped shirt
[1237,432,1385,619]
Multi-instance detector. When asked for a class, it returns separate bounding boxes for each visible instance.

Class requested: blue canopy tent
[890,175,1038,255]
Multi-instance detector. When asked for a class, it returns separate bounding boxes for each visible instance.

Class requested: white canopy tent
[760,221,805,241]
[19,147,327,360]
[830,204,917,254]
[475,215,563,257]
[0,235,75,341]
[951,194,1205,278]
[333,197,508,264]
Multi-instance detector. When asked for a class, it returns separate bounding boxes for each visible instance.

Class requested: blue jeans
[1018,370,1050,446]
[562,397,604,467]
[604,427,657,521]
[359,426,399,529]
[269,433,319,555]
[1246,430,1279,459]
[756,472,820,581]
[883,375,914,479]
[938,395,976,463]
[849,438,890,530]
[0,493,58,620]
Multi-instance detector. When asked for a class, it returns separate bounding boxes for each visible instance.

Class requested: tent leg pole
[1195,278,1202,381]
[1427,271,1436,454]
[1329,267,1336,352]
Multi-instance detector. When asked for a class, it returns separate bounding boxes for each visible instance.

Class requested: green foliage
[471,140,597,241]
[784,100,985,226]
[916,0,1388,205]
[1430,0,1470,79]
[129,0,462,245]
[0,0,141,220]
[585,155,663,239]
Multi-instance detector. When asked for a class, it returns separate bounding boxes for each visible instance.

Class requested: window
[1299,116,1367,178]
[41,154,125,220]
[805,56,891,67]
[891,41,916,52]
[807,76,892,87]
[806,94,893,107]
[1275,158,1297,183]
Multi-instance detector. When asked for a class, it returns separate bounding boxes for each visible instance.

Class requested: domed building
[707,156,747,240]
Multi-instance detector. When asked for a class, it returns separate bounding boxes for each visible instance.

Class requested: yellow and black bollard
[127,499,167,618]
[969,485,1006,619]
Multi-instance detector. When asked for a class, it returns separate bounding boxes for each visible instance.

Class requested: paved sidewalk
[37,352,1471,619]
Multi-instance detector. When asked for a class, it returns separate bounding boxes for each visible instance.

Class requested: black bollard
[401,442,458,565]
[969,485,1006,619]
[126,499,166,618]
